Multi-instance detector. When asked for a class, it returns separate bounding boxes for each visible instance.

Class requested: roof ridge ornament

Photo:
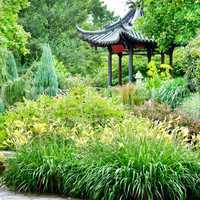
[104,9,136,30]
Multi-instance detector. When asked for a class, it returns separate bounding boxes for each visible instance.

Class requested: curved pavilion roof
[77,10,156,48]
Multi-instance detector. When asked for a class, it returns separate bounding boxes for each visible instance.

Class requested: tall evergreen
[0,49,25,106]
[33,44,59,97]
[0,49,18,84]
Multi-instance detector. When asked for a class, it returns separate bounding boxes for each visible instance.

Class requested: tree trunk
[118,53,122,86]
[128,47,133,83]
[169,47,174,67]
[161,52,165,64]
[147,49,152,63]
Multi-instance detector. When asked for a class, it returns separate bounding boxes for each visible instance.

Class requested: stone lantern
[135,71,143,85]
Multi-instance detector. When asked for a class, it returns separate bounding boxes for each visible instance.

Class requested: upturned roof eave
[76,9,156,47]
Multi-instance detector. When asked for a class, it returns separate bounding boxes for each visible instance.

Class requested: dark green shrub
[173,47,187,77]
[154,78,190,108]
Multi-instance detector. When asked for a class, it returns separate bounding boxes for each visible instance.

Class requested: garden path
[0,187,79,200]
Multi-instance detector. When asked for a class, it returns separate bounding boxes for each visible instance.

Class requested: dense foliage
[1,1,200,199]
[19,0,114,76]
[0,86,124,149]
[184,33,200,92]
[32,44,59,97]
[0,0,29,54]
[154,78,190,108]
[5,118,200,200]
[135,0,200,53]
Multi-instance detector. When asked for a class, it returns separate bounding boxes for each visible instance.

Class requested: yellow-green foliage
[160,64,172,78]
[0,0,30,54]
[147,61,158,77]
[0,86,124,149]
[112,84,150,106]
[147,61,172,78]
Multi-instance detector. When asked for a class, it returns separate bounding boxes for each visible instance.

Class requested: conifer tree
[0,49,18,84]
[33,44,59,97]
[0,49,25,106]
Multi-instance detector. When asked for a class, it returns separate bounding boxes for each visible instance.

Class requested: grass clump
[154,78,190,108]
[112,84,150,106]
[4,117,200,200]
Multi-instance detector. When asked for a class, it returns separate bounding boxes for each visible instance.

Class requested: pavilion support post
[169,47,174,67]
[118,53,122,86]
[161,52,165,64]
[108,49,112,86]
[147,49,152,63]
[128,47,134,83]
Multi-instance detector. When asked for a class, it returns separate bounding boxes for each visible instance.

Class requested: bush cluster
[0,86,124,149]
[133,101,200,137]
[4,116,200,200]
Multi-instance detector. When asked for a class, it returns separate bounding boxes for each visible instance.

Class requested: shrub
[4,117,200,200]
[133,101,200,136]
[0,86,124,149]
[1,79,26,106]
[0,50,25,106]
[179,93,200,121]
[173,47,187,77]
[145,75,164,93]
[154,78,190,108]
[32,44,59,98]
[54,59,69,90]
[0,99,5,113]
[184,33,200,92]
[147,61,172,79]
[0,49,18,85]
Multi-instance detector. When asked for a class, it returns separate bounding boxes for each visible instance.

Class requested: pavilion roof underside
[77,26,155,47]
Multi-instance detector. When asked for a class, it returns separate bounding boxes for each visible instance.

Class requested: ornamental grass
[4,117,200,200]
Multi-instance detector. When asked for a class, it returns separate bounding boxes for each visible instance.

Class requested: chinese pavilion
[77,9,157,86]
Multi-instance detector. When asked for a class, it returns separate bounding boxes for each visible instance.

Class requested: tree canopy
[133,0,200,53]
[19,0,115,75]
[0,0,30,54]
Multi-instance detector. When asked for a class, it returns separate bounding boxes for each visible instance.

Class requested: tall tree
[129,0,200,66]
[19,0,115,75]
[89,0,115,27]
